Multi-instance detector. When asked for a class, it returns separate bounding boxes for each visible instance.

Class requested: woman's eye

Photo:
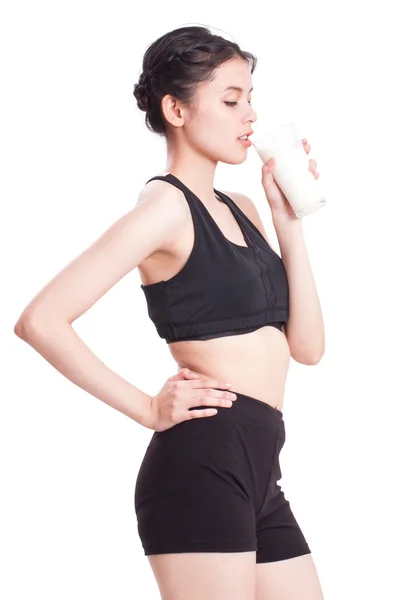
[224,101,252,107]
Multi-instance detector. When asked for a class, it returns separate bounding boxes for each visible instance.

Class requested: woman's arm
[14,183,188,427]
[272,214,325,364]
[15,319,154,427]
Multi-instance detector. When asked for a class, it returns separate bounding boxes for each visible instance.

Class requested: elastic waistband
[214,388,284,431]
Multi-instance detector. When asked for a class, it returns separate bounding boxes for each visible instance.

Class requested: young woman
[15,25,325,600]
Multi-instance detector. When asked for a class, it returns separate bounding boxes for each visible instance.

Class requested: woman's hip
[134,391,286,518]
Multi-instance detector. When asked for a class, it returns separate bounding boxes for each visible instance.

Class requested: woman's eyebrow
[223,86,254,93]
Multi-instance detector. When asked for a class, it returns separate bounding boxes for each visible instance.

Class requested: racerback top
[140,173,289,343]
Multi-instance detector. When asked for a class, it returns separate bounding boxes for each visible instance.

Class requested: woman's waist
[169,325,290,369]
[177,364,288,411]
[172,334,290,409]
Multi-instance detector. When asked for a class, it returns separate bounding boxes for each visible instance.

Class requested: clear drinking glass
[252,123,326,218]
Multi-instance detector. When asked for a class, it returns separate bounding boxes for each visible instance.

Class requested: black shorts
[134,390,311,563]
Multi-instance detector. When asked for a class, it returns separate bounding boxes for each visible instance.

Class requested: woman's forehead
[212,60,253,90]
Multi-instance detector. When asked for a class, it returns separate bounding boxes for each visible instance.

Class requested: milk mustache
[252,123,326,218]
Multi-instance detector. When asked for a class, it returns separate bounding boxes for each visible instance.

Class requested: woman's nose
[248,105,257,123]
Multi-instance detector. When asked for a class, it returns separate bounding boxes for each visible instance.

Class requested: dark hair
[133,25,257,137]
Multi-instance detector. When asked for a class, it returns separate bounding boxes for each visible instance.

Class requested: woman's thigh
[149,550,257,600]
[255,553,324,600]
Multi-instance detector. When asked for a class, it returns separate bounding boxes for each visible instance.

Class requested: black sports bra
[140,173,289,344]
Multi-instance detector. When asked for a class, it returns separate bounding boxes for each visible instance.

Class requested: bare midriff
[169,327,291,412]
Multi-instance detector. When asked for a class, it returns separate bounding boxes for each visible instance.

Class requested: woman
[15,25,325,600]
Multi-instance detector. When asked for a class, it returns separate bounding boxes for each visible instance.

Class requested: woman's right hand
[147,367,237,432]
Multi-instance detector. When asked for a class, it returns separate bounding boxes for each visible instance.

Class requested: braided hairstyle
[133,25,257,137]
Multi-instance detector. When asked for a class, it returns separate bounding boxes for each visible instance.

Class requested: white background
[2,1,399,598]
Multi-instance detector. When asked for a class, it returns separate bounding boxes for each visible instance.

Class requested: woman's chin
[223,152,248,165]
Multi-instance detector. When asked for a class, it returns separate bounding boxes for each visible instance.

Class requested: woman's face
[164,57,258,164]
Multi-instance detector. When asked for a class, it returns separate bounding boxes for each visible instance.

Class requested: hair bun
[133,76,150,112]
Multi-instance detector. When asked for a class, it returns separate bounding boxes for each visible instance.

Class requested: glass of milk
[252,123,326,218]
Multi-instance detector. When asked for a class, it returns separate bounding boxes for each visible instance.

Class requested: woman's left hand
[261,139,320,221]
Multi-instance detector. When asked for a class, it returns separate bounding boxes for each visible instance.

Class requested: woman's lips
[238,138,252,148]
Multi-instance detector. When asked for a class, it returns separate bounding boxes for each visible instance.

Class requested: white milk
[252,123,326,218]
